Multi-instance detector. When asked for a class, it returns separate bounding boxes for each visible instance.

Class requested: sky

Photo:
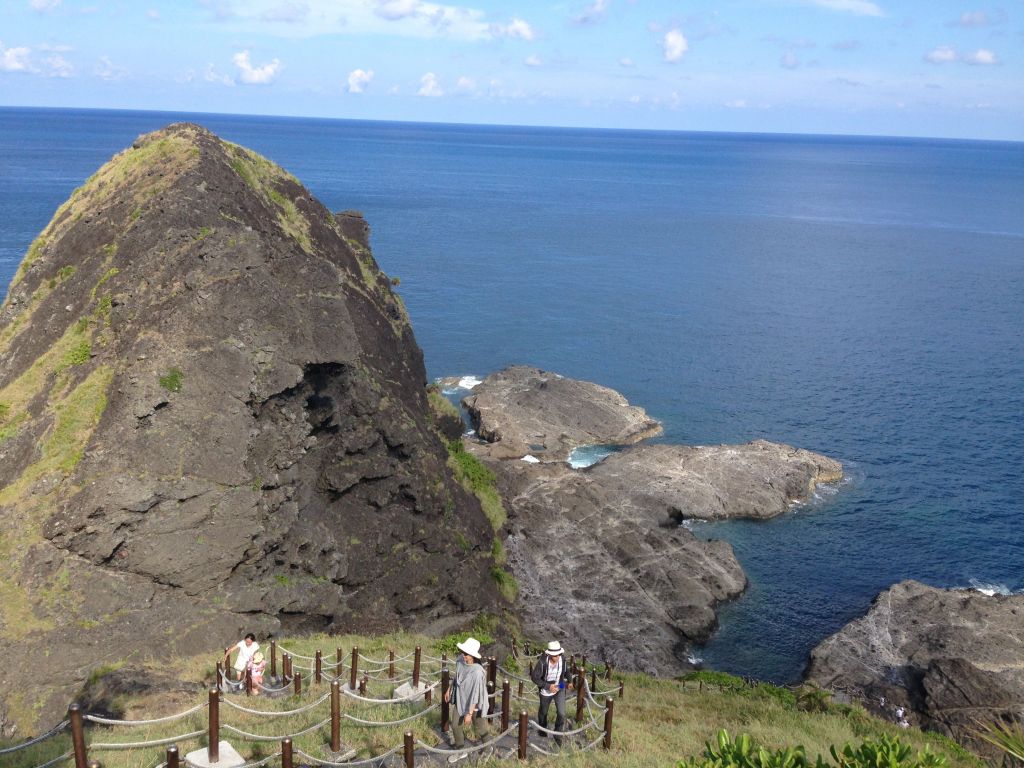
[0,0,1020,140]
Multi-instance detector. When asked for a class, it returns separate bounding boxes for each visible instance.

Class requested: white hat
[545,641,564,656]
[456,637,482,659]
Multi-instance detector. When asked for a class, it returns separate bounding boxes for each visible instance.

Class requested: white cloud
[205,63,235,86]
[232,50,281,84]
[455,75,475,92]
[573,0,608,25]
[492,17,534,40]
[524,54,541,67]
[0,43,33,72]
[662,29,687,62]
[262,1,310,22]
[951,10,988,28]
[46,53,73,77]
[619,57,634,67]
[780,52,800,69]
[29,0,62,11]
[417,71,443,97]
[963,48,997,65]
[806,0,883,17]
[95,55,127,80]
[375,0,419,20]
[347,67,373,93]
[924,45,957,64]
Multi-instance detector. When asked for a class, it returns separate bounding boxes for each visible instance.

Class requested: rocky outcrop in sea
[805,580,1024,748]
[460,366,843,674]
[0,124,503,736]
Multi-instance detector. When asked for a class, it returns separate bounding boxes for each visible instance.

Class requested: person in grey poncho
[444,636,490,759]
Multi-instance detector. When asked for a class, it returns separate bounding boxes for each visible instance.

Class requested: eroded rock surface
[462,368,842,674]
[0,124,501,735]
[806,581,1024,744]
[462,366,662,461]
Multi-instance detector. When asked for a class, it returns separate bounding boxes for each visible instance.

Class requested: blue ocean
[2,107,1022,683]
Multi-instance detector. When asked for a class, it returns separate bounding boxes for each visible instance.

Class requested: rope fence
[15,639,625,768]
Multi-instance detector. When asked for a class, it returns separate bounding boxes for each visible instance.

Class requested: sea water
[2,107,1022,682]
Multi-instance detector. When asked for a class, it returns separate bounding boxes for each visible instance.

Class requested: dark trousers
[537,689,566,742]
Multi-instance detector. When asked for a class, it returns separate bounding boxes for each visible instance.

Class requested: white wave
[968,578,1019,596]
[521,454,540,463]
[567,444,617,469]
[458,375,482,389]
[686,653,703,666]
[463,428,476,437]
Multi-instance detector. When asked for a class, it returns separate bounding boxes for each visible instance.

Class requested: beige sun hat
[252,652,264,664]
[545,641,564,656]
[456,637,482,659]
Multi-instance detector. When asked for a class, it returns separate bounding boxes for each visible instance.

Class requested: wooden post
[315,650,323,685]
[294,671,302,696]
[524,641,531,656]
[425,685,432,705]
[208,688,220,764]
[245,664,253,696]
[215,661,223,692]
[501,679,510,731]
[440,668,450,732]
[518,710,528,760]
[618,680,624,700]
[282,737,293,768]
[337,647,344,679]
[404,731,414,768]
[413,646,421,688]
[283,652,291,682]
[350,647,358,690]
[606,663,613,681]
[603,698,615,750]
[69,703,87,768]
[270,641,277,678]
[86,761,102,768]
[359,675,367,696]
[389,649,395,679]
[487,657,497,688]
[487,680,495,716]
[517,680,524,698]
[591,668,597,693]
[166,745,180,768]
[569,654,576,676]
[575,669,586,723]
[581,655,587,672]
[331,680,341,753]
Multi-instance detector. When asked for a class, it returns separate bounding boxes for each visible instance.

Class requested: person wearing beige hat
[444,637,490,761]
[529,640,573,745]
[248,651,267,695]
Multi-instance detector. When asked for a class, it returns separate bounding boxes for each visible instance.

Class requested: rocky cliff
[806,581,1024,747]
[460,366,843,674]
[0,124,502,736]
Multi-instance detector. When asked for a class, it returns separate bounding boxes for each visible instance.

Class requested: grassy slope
[1,633,980,768]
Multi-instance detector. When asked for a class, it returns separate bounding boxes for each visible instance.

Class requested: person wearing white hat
[444,637,490,761]
[529,640,573,745]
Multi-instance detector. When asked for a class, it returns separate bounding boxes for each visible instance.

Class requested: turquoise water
[2,107,1022,682]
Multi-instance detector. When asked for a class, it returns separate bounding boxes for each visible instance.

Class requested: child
[249,651,267,695]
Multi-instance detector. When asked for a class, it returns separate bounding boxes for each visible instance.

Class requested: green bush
[831,735,946,768]
[159,367,183,392]
[491,566,519,601]
[446,438,506,531]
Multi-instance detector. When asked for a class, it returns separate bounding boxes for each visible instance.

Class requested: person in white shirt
[529,641,573,745]
[224,633,259,681]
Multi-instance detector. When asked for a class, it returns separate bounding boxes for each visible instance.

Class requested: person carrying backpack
[530,640,573,745]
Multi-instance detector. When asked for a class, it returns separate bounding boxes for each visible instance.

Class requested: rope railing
[27,750,73,768]
[295,743,403,766]
[340,681,438,704]
[0,719,69,754]
[89,729,206,750]
[222,717,331,743]
[415,723,518,755]
[83,702,207,726]
[342,702,439,727]
[221,692,331,717]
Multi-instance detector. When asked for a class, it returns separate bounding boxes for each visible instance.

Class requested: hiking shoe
[447,752,468,764]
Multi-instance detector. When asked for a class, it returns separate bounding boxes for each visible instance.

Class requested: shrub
[678,729,826,768]
[491,566,519,601]
[684,669,750,692]
[446,439,506,531]
[64,339,92,368]
[159,367,183,392]
[831,735,946,768]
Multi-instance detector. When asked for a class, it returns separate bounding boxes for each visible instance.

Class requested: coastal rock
[0,124,502,734]
[587,441,843,522]
[806,581,1024,739]
[460,368,842,673]
[482,451,746,674]
[462,365,662,461]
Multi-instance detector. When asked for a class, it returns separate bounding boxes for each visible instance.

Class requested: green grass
[446,439,506,532]
[491,566,519,601]
[159,367,183,393]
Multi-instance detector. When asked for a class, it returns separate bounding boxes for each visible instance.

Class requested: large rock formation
[462,365,662,461]
[0,124,502,736]
[806,581,1024,745]
[462,367,842,674]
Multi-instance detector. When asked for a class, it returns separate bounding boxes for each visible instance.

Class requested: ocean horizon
[2,106,1022,683]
